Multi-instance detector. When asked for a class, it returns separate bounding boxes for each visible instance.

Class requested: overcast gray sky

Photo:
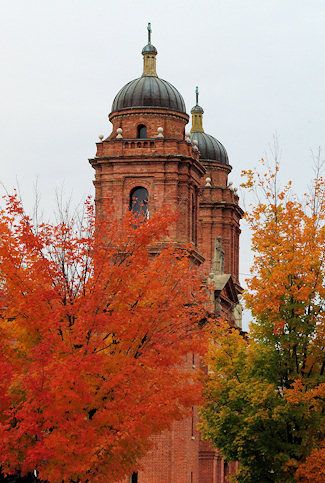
[1,0,324,328]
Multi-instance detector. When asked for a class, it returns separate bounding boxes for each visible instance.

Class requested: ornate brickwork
[89,26,242,483]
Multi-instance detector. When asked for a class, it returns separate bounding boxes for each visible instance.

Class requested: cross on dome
[142,22,158,76]
[147,22,152,44]
[190,86,229,164]
[191,86,204,129]
[111,23,186,112]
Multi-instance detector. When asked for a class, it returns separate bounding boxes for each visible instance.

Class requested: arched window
[137,124,147,139]
[130,187,149,218]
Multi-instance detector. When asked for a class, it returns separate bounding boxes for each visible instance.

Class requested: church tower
[190,88,243,322]
[90,24,205,265]
[89,25,242,483]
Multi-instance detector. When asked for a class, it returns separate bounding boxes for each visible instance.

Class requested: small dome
[112,76,186,113]
[142,43,157,55]
[190,132,229,165]
[191,104,204,114]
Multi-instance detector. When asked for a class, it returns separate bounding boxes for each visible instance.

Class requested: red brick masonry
[90,106,242,482]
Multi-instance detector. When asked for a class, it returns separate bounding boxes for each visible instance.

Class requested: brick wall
[91,106,242,482]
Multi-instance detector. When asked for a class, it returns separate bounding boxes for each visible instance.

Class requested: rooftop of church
[111,23,186,114]
[111,24,229,165]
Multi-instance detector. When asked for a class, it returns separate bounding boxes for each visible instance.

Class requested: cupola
[190,87,229,165]
[111,23,186,114]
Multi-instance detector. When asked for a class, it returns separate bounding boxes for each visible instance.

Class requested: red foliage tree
[0,194,207,482]
[295,441,325,482]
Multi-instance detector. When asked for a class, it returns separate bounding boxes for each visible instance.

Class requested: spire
[191,86,204,133]
[142,22,158,77]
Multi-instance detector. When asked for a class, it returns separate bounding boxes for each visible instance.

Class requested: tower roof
[190,131,229,165]
[111,24,186,114]
[190,87,229,165]
[112,77,186,113]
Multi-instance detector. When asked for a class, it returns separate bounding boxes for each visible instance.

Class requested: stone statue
[233,296,243,329]
[214,238,224,275]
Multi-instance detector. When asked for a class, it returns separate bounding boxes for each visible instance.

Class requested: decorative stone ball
[157,126,164,138]
[228,181,234,191]
[185,131,191,143]
[205,177,212,187]
[98,134,104,141]
[192,139,199,152]
[116,127,123,139]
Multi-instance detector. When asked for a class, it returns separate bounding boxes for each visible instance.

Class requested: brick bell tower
[190,88,243,326]
[89,24,243,483]
[90,24,205,261]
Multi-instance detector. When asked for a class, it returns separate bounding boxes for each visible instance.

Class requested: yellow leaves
[204,162,324,482]
[240,169,255,189]
[207,320,247,374]
[243,186,324,324]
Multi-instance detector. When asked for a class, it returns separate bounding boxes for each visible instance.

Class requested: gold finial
[142,22,158,77]
[191,86,204,133]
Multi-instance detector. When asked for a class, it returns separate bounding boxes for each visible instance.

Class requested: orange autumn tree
[0,193,207,482]
[201,160,325,482]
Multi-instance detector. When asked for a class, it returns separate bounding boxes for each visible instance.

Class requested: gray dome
[190,132,229,165]
[142,43,157,55]
[111,76,186,113]
[191,104,204,114]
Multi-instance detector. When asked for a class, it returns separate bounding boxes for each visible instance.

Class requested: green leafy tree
[201,161,325,482]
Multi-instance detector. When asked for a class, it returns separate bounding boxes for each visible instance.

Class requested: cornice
[89,154,206,176]
[109,107,189,123]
